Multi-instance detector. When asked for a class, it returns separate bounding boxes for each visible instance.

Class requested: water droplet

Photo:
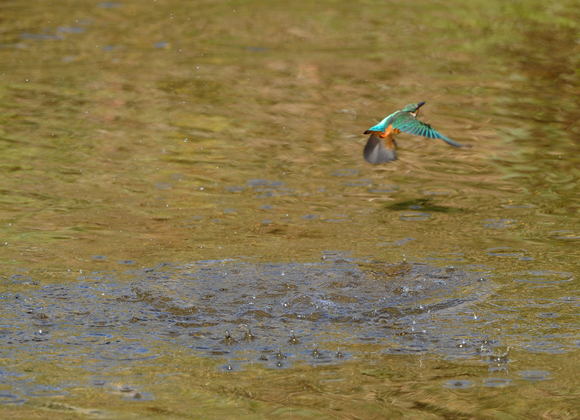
[288,331,299,345]
[243,329,255,341]
[223,330,236,345]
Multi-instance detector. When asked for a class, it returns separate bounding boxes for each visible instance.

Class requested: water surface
[0,0,578,418]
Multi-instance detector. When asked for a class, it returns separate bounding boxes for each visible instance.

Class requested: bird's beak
[417,101,426,109]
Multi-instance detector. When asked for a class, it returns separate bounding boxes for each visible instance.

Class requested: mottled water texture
[2,254,578,416]
[2,256,494,372]
[0,0,578,417]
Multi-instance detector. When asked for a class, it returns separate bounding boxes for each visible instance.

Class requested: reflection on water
[0,0,578,417]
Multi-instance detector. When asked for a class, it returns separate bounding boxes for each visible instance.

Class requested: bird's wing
[363,134,397,164]
[391,114,464,147]
[363,111,399,134]
[364,117,388,134]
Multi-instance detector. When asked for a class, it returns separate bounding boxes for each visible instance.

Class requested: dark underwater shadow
[384,198,464,214]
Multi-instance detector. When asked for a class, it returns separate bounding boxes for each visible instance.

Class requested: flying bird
[362,101,464,164]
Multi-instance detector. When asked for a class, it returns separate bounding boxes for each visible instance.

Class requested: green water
[0,0,578,418]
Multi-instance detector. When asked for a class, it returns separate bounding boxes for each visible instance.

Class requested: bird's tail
[363,134,397,164]
[439,134,464,148]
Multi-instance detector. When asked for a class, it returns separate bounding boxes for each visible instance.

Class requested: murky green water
[0,0,578,418]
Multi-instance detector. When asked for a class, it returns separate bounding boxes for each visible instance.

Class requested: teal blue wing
[364,121,386,134]
[363,111,398,134]
[391,114,464,147]
[364,117,388,134]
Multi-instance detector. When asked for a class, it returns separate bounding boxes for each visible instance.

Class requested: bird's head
[401,101,426,113]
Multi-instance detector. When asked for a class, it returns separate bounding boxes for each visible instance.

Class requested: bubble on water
[483,377,512,388]
[518,370,551,381]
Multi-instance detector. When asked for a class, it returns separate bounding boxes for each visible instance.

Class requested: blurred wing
[392,114,464,147]
[363,134,397,164]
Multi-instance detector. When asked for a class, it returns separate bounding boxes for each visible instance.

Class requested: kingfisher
[362,101,464,164]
